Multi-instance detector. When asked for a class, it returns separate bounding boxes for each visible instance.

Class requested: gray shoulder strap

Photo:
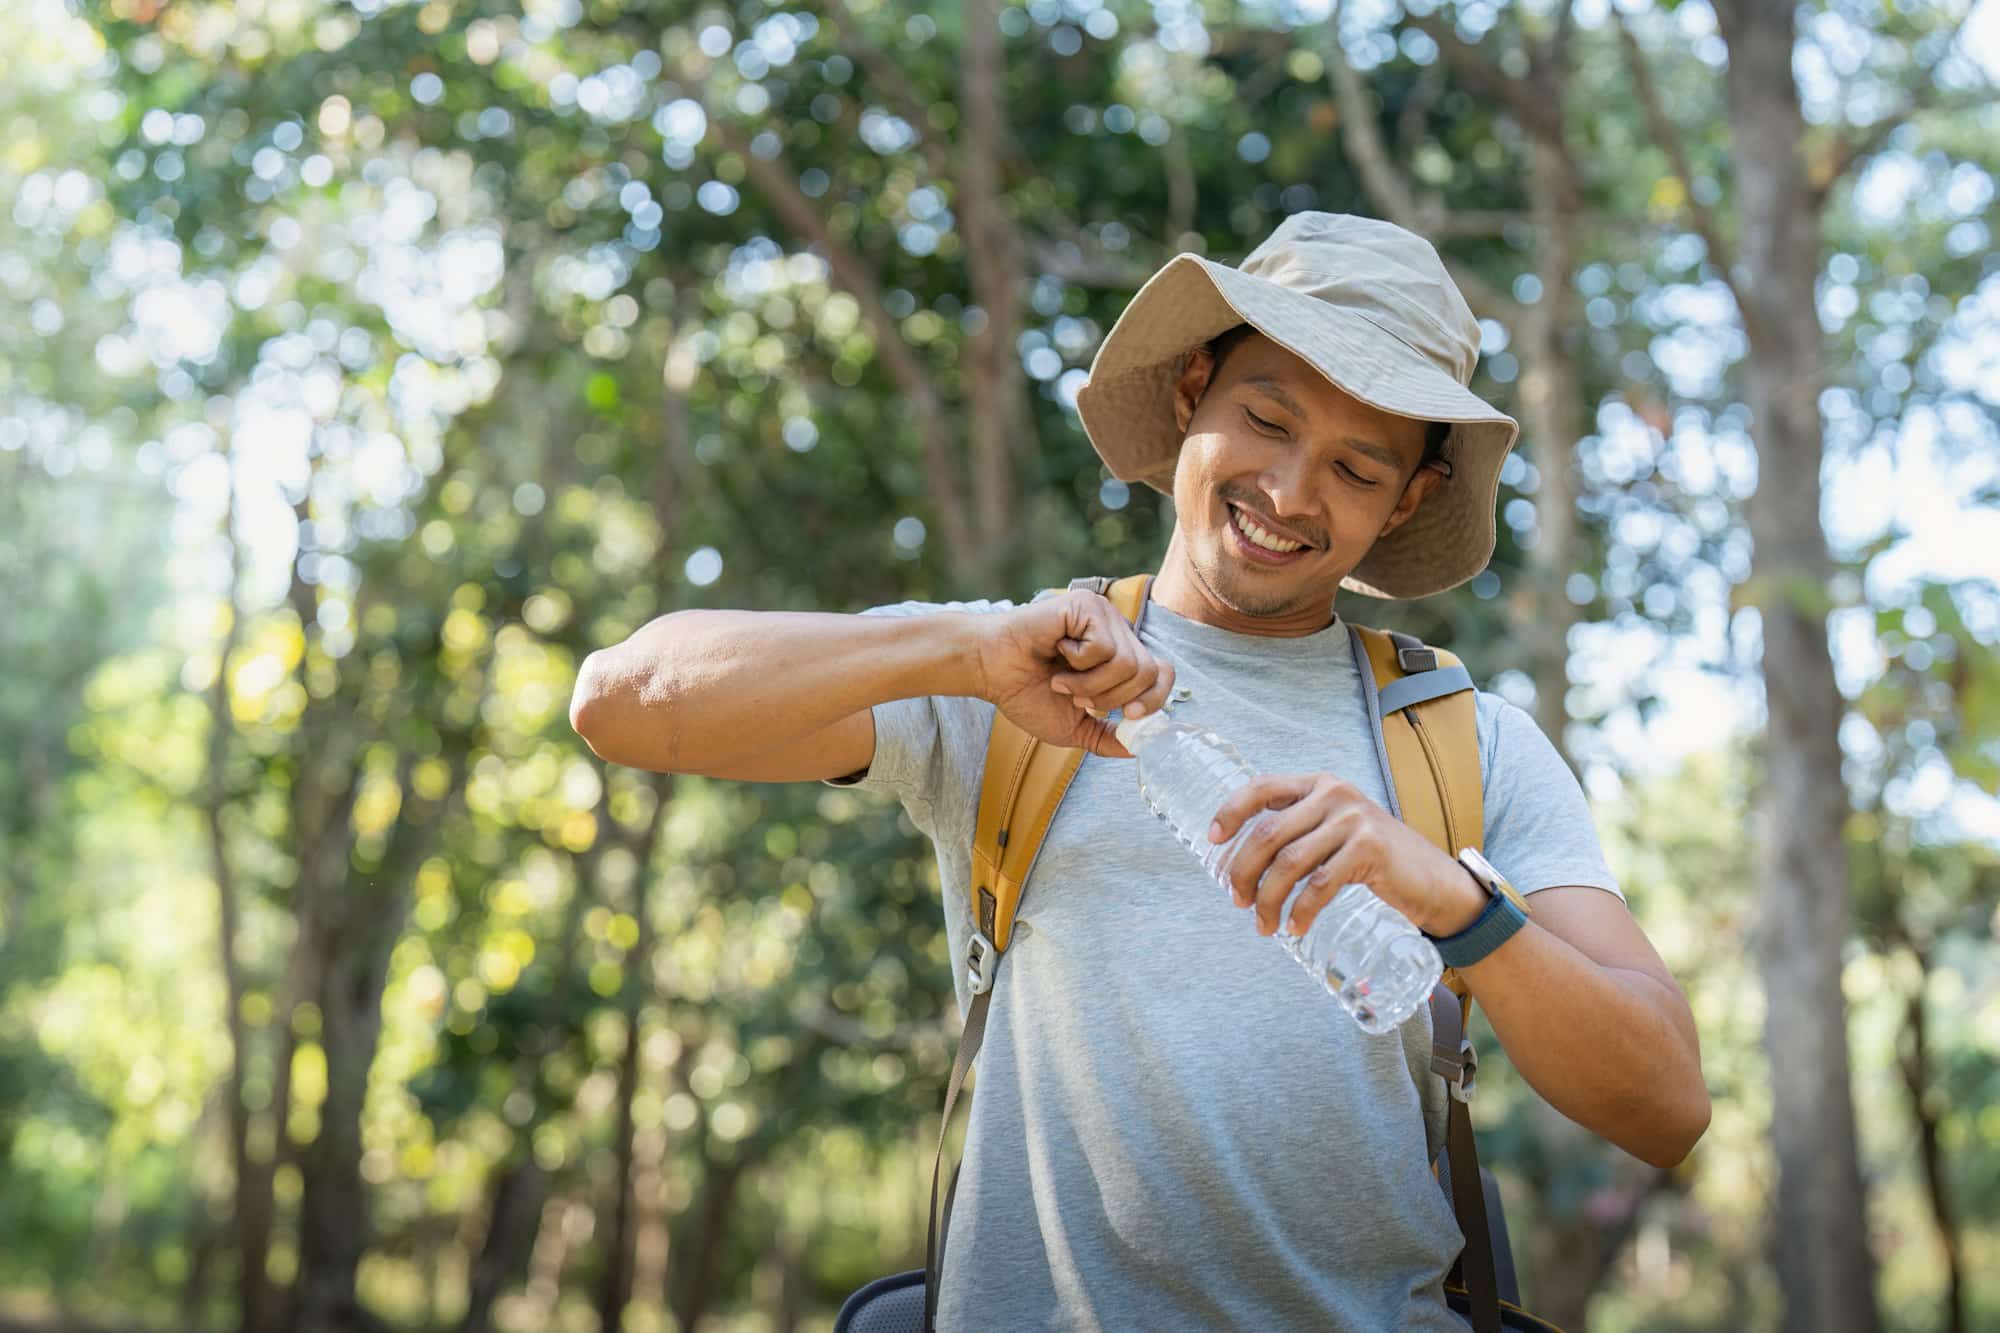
[1347,624,1402,821]
[1379,665,1475,716]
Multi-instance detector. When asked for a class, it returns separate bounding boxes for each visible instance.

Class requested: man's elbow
[570,651,622,758]
[1635,1082,1712,1169]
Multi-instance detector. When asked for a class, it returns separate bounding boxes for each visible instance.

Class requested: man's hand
[972,590,1177,759]
[1207,774,1487,938]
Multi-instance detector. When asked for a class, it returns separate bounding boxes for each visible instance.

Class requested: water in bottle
[1113,708,1442,1033]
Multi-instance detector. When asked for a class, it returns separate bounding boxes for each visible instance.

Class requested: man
[570,212,1709,1329]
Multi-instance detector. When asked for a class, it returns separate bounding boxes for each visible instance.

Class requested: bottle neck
[1112,708,1173,754]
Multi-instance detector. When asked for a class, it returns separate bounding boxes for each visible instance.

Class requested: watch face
[1459,847,1529,916]
[1457,847,1502,890]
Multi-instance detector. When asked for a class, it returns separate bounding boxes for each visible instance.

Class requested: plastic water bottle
[1113,708,1442,1033]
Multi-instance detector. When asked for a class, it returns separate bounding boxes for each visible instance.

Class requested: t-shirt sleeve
[820,598,1015,839]
[1476,694,1624,902]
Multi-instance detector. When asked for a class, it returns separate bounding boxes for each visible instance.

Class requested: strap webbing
[1379,664,1475,716]
[922,985,991,1330]
[1431,986,1500,1333]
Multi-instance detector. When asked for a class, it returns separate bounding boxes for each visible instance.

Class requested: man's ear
[1173,345,1219,434]
[1380,465,1447,538]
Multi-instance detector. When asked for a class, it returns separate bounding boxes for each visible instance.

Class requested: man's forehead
[1223,335,1352,407]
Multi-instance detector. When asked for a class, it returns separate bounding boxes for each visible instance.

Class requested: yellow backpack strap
[1351,625,1484,857]
[970,573,1152,958]
[1352,624,1524,1333]
[925,573,1151,1327]
[1349,623,1536,1002]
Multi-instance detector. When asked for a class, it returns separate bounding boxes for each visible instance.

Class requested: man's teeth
[1232,506,1306,554]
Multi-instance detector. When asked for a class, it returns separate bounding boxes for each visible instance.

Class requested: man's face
[1165,331,1442,630]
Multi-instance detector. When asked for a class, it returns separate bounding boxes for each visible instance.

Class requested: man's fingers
[1279,860,1358,939]
[1079,706,1128,759]
[1252,826,1345,935]
[1227,798,1331,920]
[1051,656,1138,700]
[1124,661,1175,720]
[1208,774,1310,847]
[1051,639,1169,711]
[1082,655,1171,719]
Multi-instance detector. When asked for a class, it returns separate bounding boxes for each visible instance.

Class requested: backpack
[838,574,1559,1333]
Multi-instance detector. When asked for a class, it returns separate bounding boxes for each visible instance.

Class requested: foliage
[1,0,1995,1329]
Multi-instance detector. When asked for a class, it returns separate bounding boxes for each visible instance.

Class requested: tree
[1617,2,1996,1327]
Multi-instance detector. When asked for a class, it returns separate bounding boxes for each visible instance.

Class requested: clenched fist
[970,590,1178,758]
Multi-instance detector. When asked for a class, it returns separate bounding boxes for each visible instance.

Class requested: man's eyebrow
[1241,375,1403,472]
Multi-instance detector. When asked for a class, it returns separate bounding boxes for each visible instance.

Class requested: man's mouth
[1225,503,1315,565]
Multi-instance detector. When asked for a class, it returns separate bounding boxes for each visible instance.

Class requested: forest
[1,0,1996,1330]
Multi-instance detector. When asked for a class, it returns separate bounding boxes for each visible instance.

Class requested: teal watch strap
[1429,887,1529,968]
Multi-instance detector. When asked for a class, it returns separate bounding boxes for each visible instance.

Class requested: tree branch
[1807,1,1988,202]
[1613,14,1746,311]
[958,0,1025,569]
[702,113,980,582]
[1023,236,1153,288]
[1323,16,1518,322]
[1811,90,1998,204]
[1405,14,1563,144]
[825,0,956,183]
[1542,0,1579,90]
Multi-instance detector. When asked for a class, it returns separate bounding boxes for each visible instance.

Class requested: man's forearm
[571,609,987,773]
[1454,901,1709,1168]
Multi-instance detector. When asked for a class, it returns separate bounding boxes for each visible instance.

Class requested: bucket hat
[1074,211,1520,600]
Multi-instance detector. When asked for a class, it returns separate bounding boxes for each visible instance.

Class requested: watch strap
[1430,888,1529,969]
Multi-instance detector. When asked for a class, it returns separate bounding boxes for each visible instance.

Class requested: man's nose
[1256,458,1320,523]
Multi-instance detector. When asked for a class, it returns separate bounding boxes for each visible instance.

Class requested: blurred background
[2,0,1997,1329]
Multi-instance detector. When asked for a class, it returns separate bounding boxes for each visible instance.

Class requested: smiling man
[1147,319,1452,632]
[570,211,1708,1330]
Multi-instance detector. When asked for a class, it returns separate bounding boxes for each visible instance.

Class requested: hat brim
[1075,253,1520,601]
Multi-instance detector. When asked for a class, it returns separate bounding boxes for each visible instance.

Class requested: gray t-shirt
[827,592,1622,1331]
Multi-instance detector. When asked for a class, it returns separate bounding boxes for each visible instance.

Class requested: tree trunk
[202,454,281,1333]
[959,0,1026,582]
[1898,954,1965,1333]
[290,754,462,1333]
[1715,2,1880,1329]
[1514,140,1585,765]
[594,780,672,1333]
[287,903,401,1333]
[459,837,602,1333]
[594,994,646,1333]
[458,1161,549,1333]
[666,1155,749,1331]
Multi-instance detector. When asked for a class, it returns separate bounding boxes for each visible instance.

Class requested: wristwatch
[1427,848,1530,968]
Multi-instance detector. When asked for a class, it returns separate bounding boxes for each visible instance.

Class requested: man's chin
[1205,563,1308,618]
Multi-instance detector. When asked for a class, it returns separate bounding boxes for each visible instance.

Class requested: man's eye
[1244,407,1283,434]
[1336,462,1379,489]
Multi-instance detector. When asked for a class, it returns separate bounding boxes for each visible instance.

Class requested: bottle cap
[1113,708,1165,753]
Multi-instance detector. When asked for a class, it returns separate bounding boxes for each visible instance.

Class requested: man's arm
[1441,880,1710,1169]
[568,591,1181,777]
[569,609,986,778]
[1207,774,1710,1169]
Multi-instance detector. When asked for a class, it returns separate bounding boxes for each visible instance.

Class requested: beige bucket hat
[1075,211,1520,600]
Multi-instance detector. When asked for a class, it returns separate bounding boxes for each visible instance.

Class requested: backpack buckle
[1448,1038,1478,1103]
[1430,1031,1479,1102]
[1398,644,1439,674]
[965,931,998,995]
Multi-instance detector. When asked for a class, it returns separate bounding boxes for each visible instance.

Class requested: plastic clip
[1397,644,1439,674]
[965,931,998,995]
